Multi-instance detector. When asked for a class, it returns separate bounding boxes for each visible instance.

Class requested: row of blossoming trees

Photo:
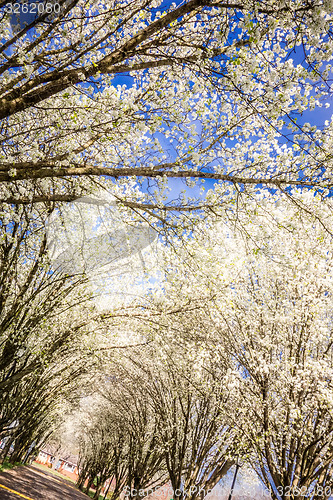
[0,203,108,463]
[76,194,333,500]
[3,191,333,500]
[0,0,333,499]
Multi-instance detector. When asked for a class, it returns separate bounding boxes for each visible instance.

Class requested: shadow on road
[0,464,88,499]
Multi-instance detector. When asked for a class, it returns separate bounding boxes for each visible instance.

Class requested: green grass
[87,491,105,500]
[0,460,23,473]
[31,461,77,484]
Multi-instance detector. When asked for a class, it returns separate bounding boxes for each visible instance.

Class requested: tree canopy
[0,0,332,220]
[1,2,333,500]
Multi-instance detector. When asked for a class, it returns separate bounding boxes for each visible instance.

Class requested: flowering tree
[150,191,333,500]
[77,377,168,500]
[140,346,236,500]
[0,203,88,394]
[76,335,239,500]
[77,411,130,499]
[1,352,94,465]
[0,0,332,221]
[214,197,333,500]
[0,201,146,465]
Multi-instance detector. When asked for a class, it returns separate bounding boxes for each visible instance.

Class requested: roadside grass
[87,491,105,500]
[31,462,109,499]
[31,461,77,484]
[0,460,23,473]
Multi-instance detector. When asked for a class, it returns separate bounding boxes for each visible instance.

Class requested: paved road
[0,464,89,500]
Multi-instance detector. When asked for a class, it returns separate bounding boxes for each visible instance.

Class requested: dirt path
[0,464,89,500]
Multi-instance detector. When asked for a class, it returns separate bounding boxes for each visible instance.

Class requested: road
[0,464,90,500]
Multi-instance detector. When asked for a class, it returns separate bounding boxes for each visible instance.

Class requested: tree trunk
[85,477,95,495]
[1,438,13,464]
[103,479,112,500]
[9,449,22,464]
[77,472,88,491]
[93,483,103,499]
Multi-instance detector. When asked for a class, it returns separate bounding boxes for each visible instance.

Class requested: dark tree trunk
[85,477,95,495]
[77,471,89,491]
[1,438,13,464]
[93,482,103,499]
